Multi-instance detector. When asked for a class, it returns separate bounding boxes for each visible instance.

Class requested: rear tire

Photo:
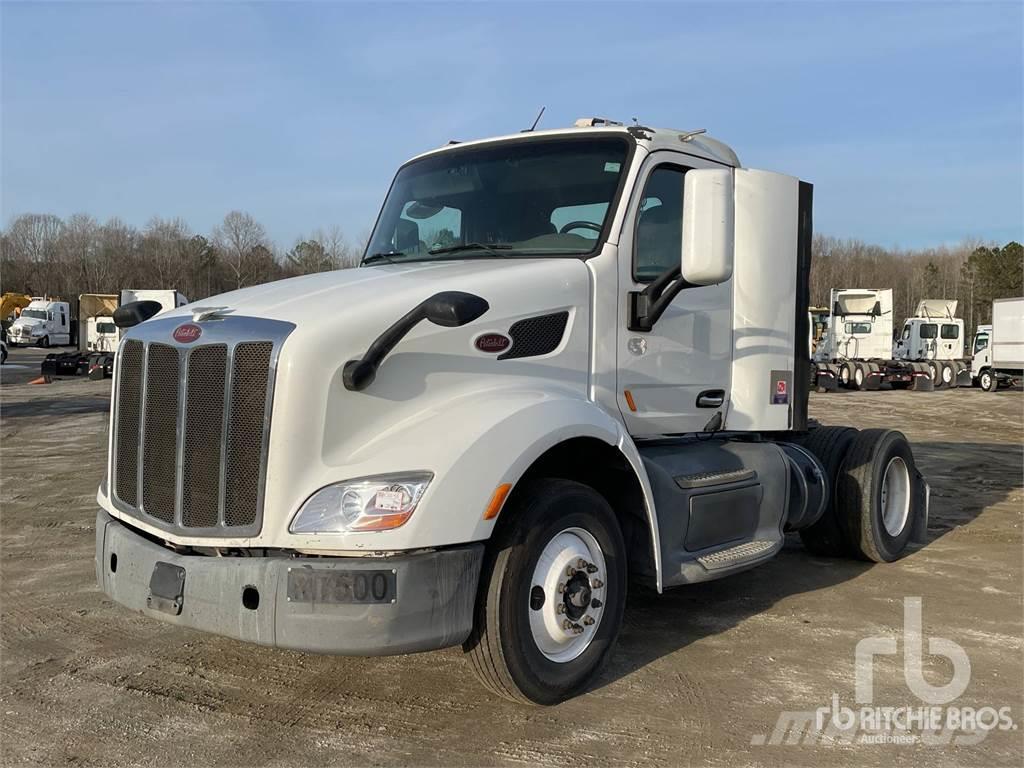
[838,362,852,388]
[941,362,956,388]
[797,426,859,557]
[464,479,627,705]
[837,429,922,562]
[851,363,865,390]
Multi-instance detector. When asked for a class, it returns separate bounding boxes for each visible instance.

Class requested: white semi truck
[970,297,1024,391]
[95,120,929,704]
[6,298,72,347]
[814,290,971,391]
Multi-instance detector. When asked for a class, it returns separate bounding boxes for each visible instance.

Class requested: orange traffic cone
[28,375,52,385]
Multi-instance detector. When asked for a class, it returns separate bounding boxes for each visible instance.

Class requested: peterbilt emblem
[475,333,511,353]
[173,324,203,343]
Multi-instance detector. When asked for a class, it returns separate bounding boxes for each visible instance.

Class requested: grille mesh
[141,343,180,523]
[498,311,569,360]
[224,342,273,526]
[114,340,144,506]
[181,345,227,528]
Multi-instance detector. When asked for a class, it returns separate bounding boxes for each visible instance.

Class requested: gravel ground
[2,349,1021,767]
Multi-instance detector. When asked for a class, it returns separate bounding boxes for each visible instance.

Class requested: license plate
[287,568,396,605]
[147,561,186,616]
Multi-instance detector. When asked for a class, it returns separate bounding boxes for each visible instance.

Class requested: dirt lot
[2,348,1022,767]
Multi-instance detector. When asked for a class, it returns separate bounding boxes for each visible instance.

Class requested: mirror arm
[628,266,698,332]
[343,292,488,391]
[343,304,429,392]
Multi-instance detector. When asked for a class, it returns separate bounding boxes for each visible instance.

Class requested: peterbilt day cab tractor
[96,119,929,704]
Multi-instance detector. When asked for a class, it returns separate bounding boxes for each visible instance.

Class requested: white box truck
[96,120,929,704]
[970,297,1024,391]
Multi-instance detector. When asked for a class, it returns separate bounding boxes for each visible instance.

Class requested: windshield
[21,309,46,320]
[365,136,630,264]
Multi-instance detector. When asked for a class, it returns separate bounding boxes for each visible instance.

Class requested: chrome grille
[110,317,291,537]
[114,340,144,506]
[141,343,180,523]
[181,345,227,528]
[224,342,273,527]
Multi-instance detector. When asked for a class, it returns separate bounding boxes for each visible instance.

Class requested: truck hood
[10,317,42,330]
[160,258,588,327]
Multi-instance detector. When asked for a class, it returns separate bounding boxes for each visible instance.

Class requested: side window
[901,325,911,340]
[920,323,938,339]
[397,201,462,253]
[634,165,687,281]
[974,333,989,353]
[845,322,872,334]
[940,324,959,339]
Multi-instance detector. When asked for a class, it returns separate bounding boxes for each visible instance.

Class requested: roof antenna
[523,105,545,132]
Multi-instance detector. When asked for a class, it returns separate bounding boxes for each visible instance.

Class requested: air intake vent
[499,311,569,360]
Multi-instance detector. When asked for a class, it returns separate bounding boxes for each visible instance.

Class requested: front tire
[464,479,627,705]
[980,369,996,392]
[38,336,50,349]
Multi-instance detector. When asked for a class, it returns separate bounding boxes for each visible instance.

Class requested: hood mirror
[113,300,163,329]
[423,291,490,327]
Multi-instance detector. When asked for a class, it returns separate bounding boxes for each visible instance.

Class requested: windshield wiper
[428,243,514,257]
[363,251,405,265]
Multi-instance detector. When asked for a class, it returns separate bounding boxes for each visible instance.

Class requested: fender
[290,385,662,560]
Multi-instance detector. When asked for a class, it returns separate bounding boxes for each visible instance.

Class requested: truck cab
[95,119,929,704]
[7,299,71,347]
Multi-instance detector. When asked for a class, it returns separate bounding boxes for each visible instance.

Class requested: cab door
[616,154,733,437]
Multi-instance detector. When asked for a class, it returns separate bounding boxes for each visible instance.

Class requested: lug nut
[571,623,584,635]
[562,619,573,631]
[556,604,565,615]
[558,582,566,594]
[566,566,577,577]
[591,598,602,609]
[585,564,598,574]
[590,578,604,589]
[583,615,595,626]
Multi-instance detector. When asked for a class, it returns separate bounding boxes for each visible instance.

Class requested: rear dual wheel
[798,427,923,562]
[465,479,626,705]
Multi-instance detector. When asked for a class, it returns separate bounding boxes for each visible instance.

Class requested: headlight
[289,472,432,533]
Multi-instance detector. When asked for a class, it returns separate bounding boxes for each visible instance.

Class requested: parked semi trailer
[970,297,1024,391]
[96,119,929,704]
[814,290,971,391]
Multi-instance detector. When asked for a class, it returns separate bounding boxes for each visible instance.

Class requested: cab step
[697,539,777,571]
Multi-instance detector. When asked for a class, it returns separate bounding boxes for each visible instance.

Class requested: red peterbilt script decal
[172,323,203,343]
[475,333,511,353]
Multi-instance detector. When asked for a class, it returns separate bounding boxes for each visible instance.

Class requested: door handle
[696,389,725,408]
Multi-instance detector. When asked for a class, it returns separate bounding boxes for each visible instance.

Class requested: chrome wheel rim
[528,527,606,663]
[880,456,911,537]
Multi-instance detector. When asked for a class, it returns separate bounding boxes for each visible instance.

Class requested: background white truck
[970,297,1024,391]
[96,120,929,704]
[814,289,971,390]
[6,298,72,347]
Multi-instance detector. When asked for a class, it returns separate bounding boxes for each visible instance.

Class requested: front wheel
[38,336,50,349]
[464,478,627,705]
[980,369,996,392]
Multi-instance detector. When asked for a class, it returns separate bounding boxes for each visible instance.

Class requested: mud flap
[955,368,973,387]
[911,472,930,544]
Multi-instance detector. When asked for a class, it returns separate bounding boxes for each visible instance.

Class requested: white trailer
[970,297,1024,391]
[6,298,71,347]
[96,119,929,704]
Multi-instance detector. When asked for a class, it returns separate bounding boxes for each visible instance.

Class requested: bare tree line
[810,235,1022,332]
[0,211,364,305]
[1,210,1020,335]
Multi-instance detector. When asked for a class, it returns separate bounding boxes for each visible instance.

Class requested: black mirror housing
[423,291,490,327]
[113,300,163,329]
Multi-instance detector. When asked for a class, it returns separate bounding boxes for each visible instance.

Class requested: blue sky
[2,1,1021,250]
